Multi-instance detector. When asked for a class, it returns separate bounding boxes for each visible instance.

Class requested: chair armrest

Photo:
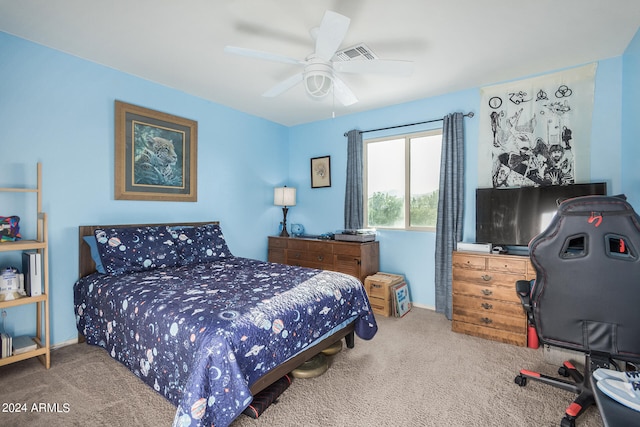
[516,279,535,323]
[516,279,532,297]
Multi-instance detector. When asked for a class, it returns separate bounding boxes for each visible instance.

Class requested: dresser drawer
[308,240,334,253]
[287,239,310,251]
[452,306,526,334]
[268,237,288,249]
[452,253,487,270]
[333,244,361,256]
[453,268,526,290]
[453,294,525,317]
[268,248,286,264]
[488,257,528,274]
[334,255,361,278]
[289,260,330,270]
[287,250,333,268]
[452,280,521,303]
[452,321,527,347]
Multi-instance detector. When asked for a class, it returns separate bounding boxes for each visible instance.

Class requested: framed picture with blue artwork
[114,101,198,201]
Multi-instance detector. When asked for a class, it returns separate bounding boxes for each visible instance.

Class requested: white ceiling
[1,0,639,126]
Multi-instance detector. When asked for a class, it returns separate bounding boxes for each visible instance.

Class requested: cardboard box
[364,273,405,317]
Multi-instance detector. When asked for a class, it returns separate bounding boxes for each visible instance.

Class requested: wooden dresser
[267,236,379,283]
[451,251,535,347]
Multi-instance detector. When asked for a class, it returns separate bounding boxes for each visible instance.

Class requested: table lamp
[274,186,296,237]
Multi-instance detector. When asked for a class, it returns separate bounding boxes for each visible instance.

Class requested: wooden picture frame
[114,101,197,202]
[311,156,331,188]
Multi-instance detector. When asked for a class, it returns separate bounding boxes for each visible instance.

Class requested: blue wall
[0,32,289,345]
[0,26,637,346]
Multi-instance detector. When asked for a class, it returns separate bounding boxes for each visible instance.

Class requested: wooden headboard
[78,221,220,278]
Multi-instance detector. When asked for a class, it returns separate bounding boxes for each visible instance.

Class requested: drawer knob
[481,303,493,310]
[317,255,324,261]
[480,317,493,324]
[481,289,493,296]
[481,274,492,281]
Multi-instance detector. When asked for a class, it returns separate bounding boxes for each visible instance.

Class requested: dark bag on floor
[242,375,292,419]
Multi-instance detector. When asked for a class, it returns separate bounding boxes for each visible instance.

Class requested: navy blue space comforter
[74,256,377,427]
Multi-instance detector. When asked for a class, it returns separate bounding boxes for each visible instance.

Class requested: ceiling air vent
[334,44,379,61]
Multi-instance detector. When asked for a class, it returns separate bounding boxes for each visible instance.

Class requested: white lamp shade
[274,187,296,206]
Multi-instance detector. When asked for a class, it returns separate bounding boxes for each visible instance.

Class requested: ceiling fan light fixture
[305,72,333,98]
[303,60,333,98]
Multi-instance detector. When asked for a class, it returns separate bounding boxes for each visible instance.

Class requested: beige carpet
[0,308,602,427]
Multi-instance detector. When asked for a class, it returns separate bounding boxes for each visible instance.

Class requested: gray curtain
[435,112,465,320]
[344,129,364,230]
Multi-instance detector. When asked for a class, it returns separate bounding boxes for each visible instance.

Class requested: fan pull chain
[332,84,336,118]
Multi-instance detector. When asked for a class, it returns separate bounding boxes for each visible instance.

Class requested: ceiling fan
[224,10,413,106]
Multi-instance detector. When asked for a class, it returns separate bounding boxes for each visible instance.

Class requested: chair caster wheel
[560,416,576,427]
[558,366,570,377]
[514,375,527,386]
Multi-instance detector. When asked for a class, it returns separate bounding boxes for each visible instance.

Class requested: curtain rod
[344,111,474,137]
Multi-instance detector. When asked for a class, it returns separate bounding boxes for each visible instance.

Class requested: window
[364,130,442,230]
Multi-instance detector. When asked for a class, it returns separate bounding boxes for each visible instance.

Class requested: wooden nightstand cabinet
[451,251,535,347]
[267,236,379,283]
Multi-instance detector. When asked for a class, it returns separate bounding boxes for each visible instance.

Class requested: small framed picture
[310,156,331,188]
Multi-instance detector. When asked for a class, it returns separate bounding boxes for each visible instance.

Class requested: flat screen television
[476,183,607,248]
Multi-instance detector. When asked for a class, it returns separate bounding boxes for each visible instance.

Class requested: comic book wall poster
[478,63,597,188]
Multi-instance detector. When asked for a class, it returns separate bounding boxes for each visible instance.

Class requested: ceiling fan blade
[334,59,414,76]
[314,11,350,61]
[263,73,304,97]
[332,76,358,106]
[224,46,301,66]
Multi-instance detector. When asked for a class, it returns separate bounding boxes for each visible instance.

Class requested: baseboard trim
[51,337,80,350]
[411,303,435,311]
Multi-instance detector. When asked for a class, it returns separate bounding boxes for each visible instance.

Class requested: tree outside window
[364,130,442,230]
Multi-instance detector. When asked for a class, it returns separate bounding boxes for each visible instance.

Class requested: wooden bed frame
[78,221,355,395]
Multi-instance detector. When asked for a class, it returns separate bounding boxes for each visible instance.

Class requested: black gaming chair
[515,195,640,427]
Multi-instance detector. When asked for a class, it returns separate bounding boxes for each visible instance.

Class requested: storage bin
[364,272,405,317]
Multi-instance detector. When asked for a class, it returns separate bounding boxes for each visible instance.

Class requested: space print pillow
[171,223,233,266]
[93,225,181,275]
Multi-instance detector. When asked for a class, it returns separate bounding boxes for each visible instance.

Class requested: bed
[73,221,377,427]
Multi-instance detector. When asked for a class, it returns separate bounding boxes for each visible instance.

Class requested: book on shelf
[12,335,37,355]
[22,250,42,296]
[0,332,12,358]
